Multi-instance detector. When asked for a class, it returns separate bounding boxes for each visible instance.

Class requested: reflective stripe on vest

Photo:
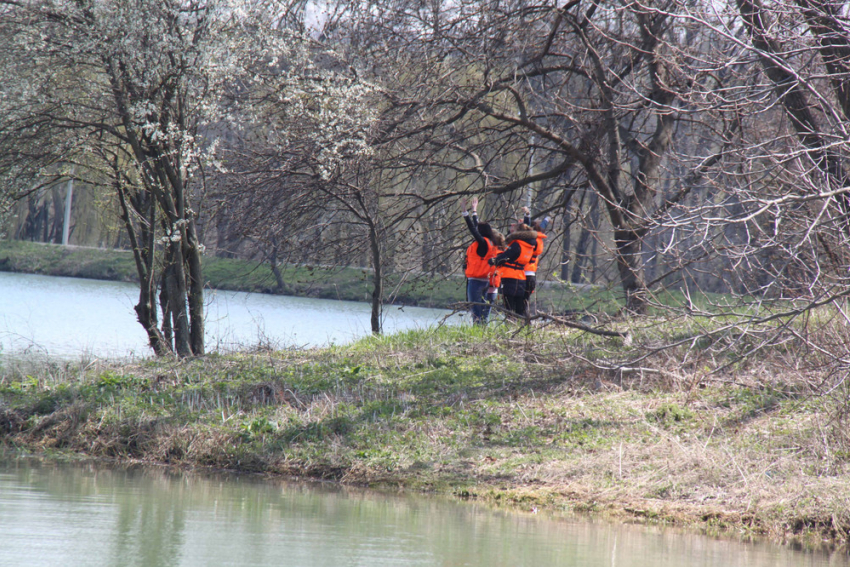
[465,238,498,279]
[500,240,536,281]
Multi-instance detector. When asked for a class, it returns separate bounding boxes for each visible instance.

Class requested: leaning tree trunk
[116,180,171,356]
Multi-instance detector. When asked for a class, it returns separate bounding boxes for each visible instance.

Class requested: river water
[0,458,844,567]
[2,274,848,566]
[0,272,457,358]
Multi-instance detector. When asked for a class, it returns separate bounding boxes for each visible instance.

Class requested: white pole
[62,169,74,246]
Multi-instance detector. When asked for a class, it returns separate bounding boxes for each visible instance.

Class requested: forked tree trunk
[115,177,171,356]
[161,241,192,357]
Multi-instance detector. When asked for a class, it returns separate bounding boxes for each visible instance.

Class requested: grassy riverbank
[2,322,849,548]
[0,239,618,311]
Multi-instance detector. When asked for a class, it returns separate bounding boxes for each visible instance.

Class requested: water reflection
[0,459,844,567]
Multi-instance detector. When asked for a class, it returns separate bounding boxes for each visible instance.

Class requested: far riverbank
[0,239,603,312]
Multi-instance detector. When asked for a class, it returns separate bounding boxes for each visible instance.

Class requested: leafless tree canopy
[4,0,850,364]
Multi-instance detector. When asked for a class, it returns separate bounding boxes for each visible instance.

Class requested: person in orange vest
[486,230,506,308]
[521,206,550,308]
[488,220,538,317]
[461,197,499,324]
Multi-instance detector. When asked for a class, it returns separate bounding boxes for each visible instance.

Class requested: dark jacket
[464,213,493,257]
[491,230,538,268]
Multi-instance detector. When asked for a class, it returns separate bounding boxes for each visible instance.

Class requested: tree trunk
[614,228,649,312]
[186,219,205,356]
[571,225,590,284]
[559,190,575,282]
[589,197,600,283]
[269,239,286,293]
[368,221,383,335]
[560,217,571,282]
[159,271,173,348]
[135,286,170,357]
[571,192,597,284]
[215,204,237,258]
[163,242,192,357]
[49,187,64,243]
[116,179,171,356]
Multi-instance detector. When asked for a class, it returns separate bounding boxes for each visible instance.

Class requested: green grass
[3,322,850,545]
[0,240,138,281]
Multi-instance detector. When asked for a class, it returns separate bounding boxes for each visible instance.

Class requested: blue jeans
[467,278,491,324]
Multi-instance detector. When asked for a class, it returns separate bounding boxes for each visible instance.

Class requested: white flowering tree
[212,61,393,333]
[0,0,373,355]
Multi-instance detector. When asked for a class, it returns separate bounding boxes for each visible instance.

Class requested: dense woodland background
[2,0,850,359]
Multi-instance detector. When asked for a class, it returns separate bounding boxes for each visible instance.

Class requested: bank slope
[1,324,848,546]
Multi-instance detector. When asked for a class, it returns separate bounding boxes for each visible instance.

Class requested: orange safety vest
[525,233,547,274]
[499,240,536,281]
[489,265,503,289]
[465,238,498,279]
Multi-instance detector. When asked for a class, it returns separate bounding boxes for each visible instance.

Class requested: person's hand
[471,196,479,212]
[522,206,530,216]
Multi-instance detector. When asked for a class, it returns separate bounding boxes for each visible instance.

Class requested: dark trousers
[523,274,536,300]
[523,274,537,314]
[501,278,527,317]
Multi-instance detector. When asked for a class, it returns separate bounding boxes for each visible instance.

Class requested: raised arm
[461,198,489,256]
[523,206,551,231]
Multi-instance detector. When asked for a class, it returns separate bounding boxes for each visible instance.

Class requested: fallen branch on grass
[450,302,628,339]
[531,312,629,338]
